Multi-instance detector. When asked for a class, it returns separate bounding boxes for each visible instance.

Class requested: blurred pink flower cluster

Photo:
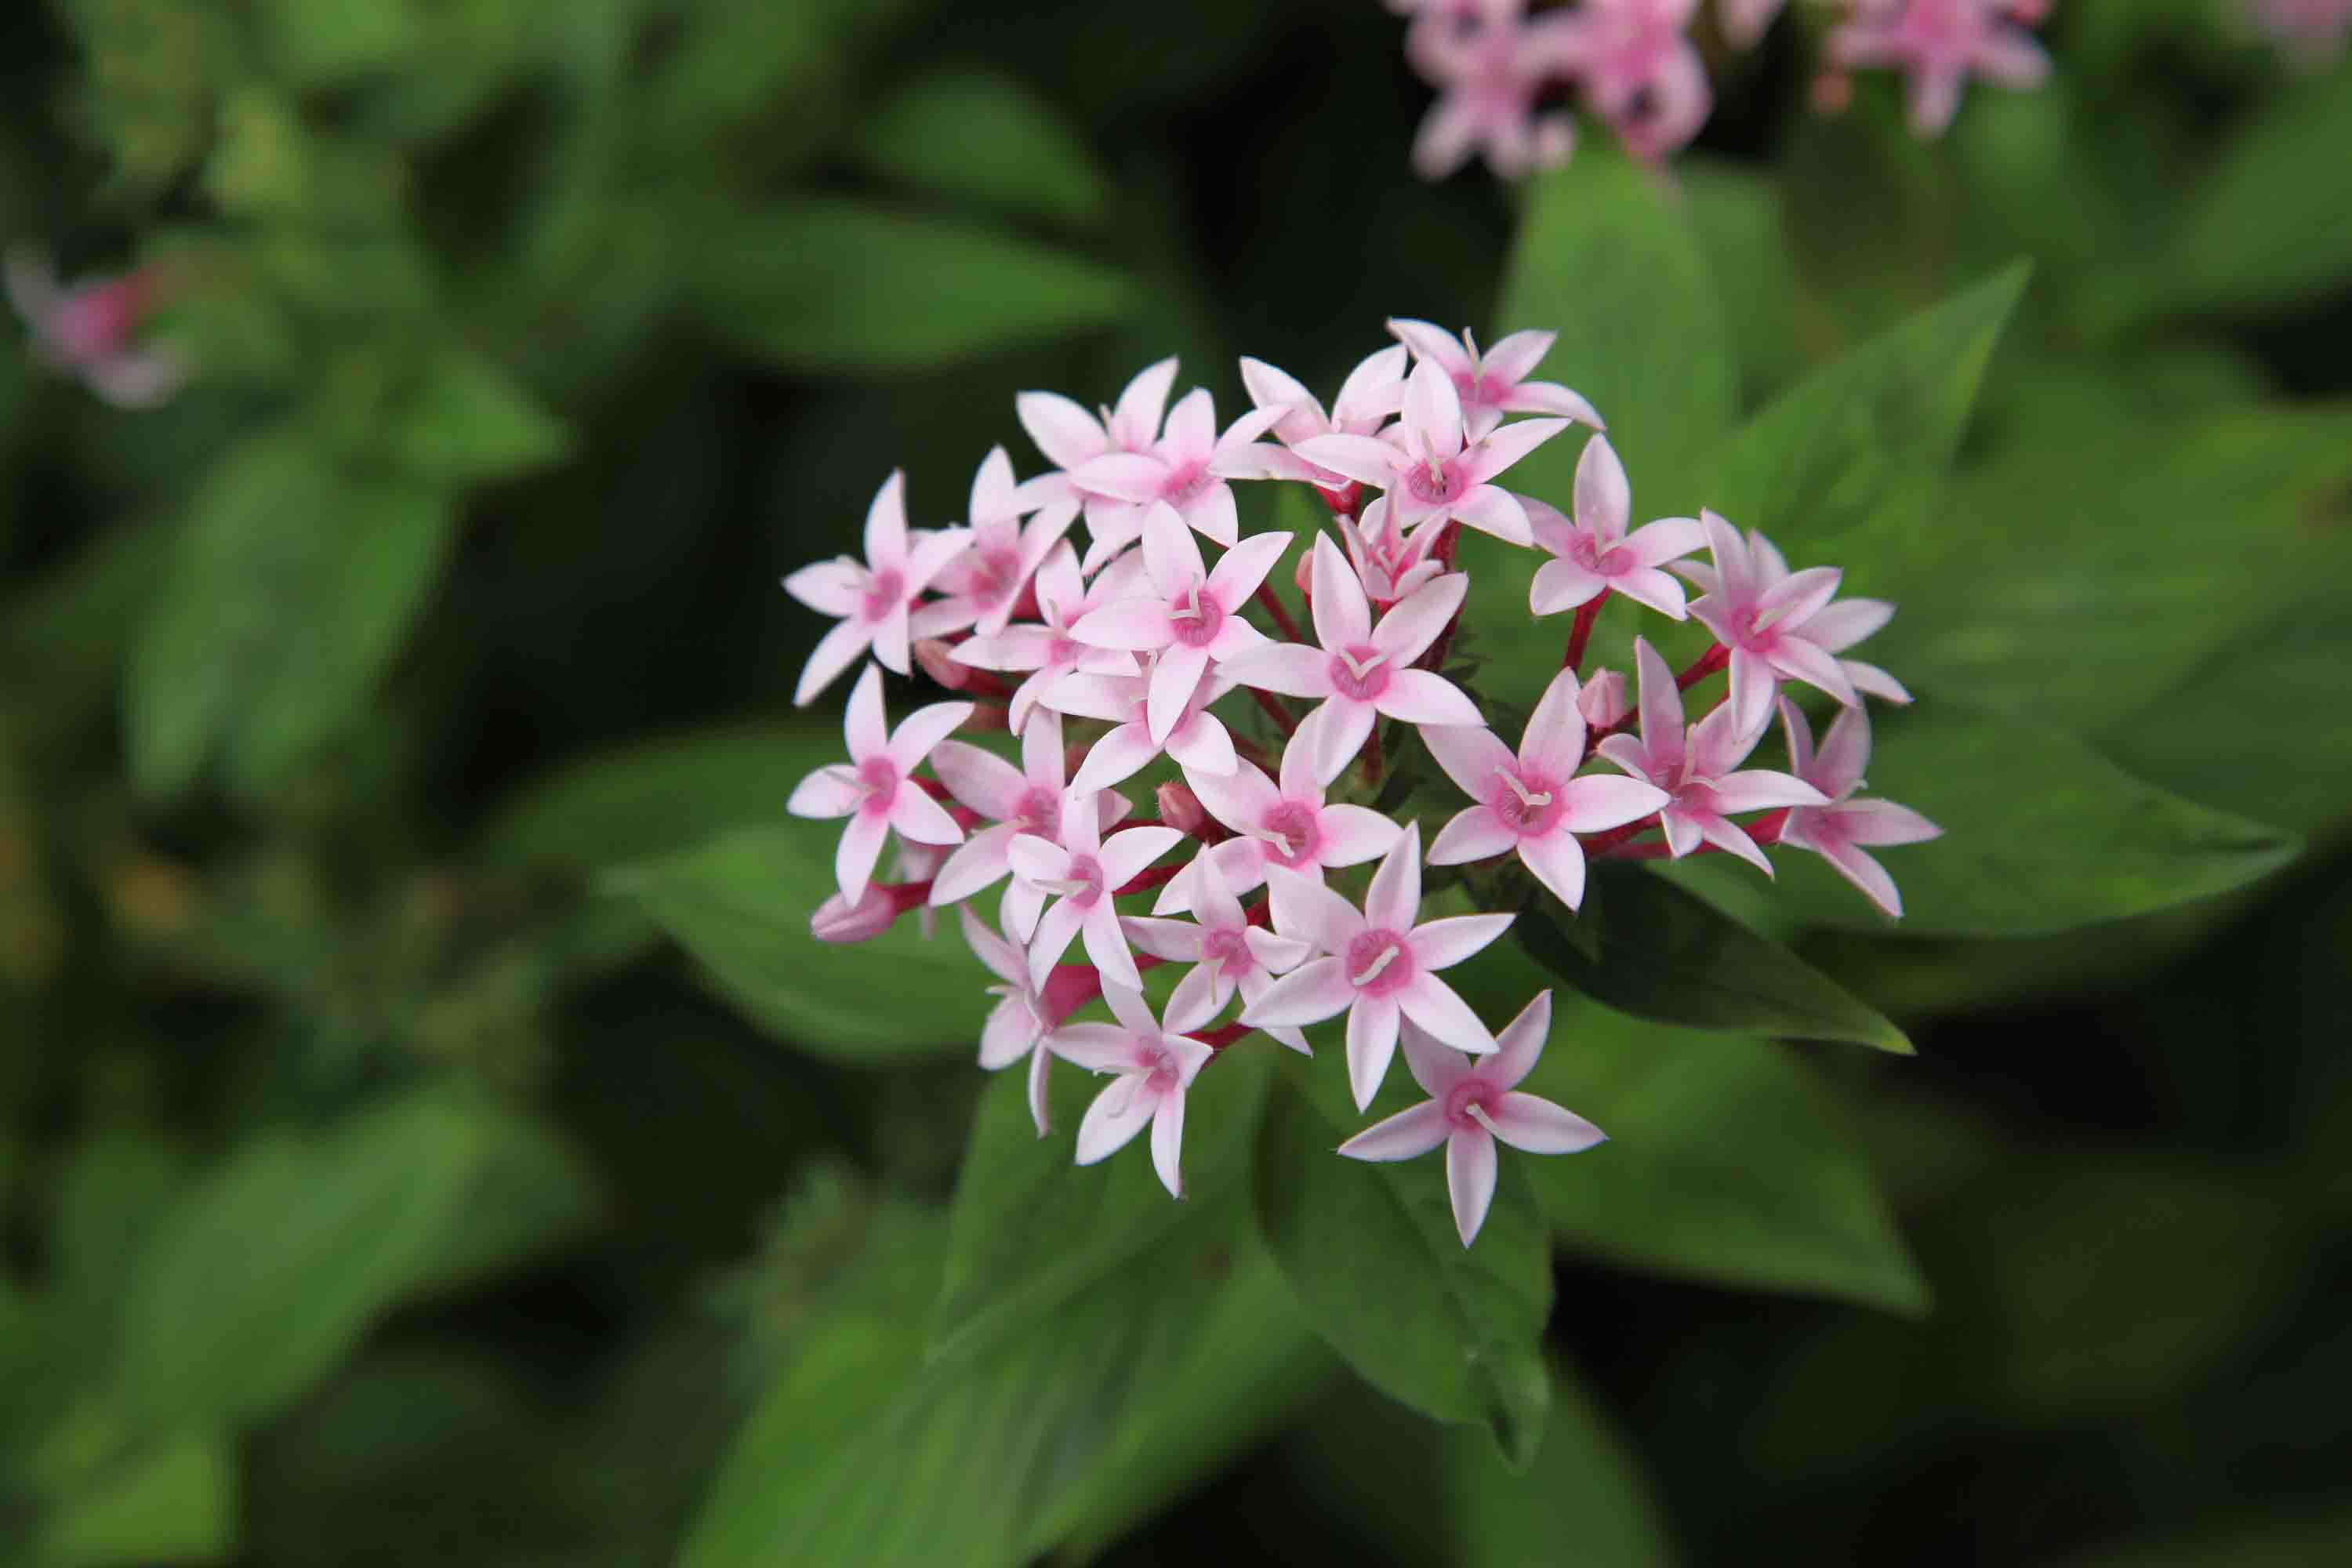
[781,320,1934,1243]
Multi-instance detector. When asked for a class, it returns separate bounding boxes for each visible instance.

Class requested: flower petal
[1315,804,1406,866]
[1070,722,1162,794]
[795,619,877,707]
[1242,954,1356,1028]
[1294,433,1403,491]
[1398,973,1497,1054]
[889,786,965,846]
[1489,1092,1605,1155]
[1409,913,1513,971]
[1429,806,1518,865]
[1370,571,1466,664]
[1555,774,1672,833]
[1299,696,1376,786]
[834,811,891,905]
[1375,670,1483,726]
[1447,485,1534,546]
[1336,1099,1452,1162]
[1446,1127,1497,1247]
[787,763,862,819]
[1520,667,1588,773]
[1150,1093,1189,1199]
[1216,642,1334,699]
[1346,994,1403,1110]
[1075,1076,1156,1165]
[1517,829,1589,910]
[1309,532,1374,651]
[1365,820,1423,932]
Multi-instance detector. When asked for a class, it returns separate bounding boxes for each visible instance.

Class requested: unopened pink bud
[914,638,973,691]
[1156,782,1229,844]
[1811,70,1854,116]
[1577,669,1630,730]
[1294,552,1316,600]
[811,886,896,944]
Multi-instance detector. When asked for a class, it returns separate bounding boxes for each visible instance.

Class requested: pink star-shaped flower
[1554,0,1714,163]
[1069,502,1288,743]
[1776,698,1942,918]
[1425,666,1671,908]
[1008,797,1184,989]
[1016,358,1179,550]
[1219,534,1482,785]
[1049,662,1240,794]
[1683,511,1911,734]
[783,472,971,706]
[1596,638,1829,873]
[1385,319,1602,442]
[1826,0,2050,138]
[1527,433,1706,619]
[949,542,1140,734]
[1245,823,1515,1109]
[961,905,1058,1136]
[1123,853,1314,1054]
[1238,346,1410,494]
[1405,9,1584,180]
[1048,982,1217,1200]
[1337,498,1446,611]
[1160,719,1403,914]
[786,664,971,904]
[6,250,186,408]
[1070,390,1284,565]
[1298,360,1568,544]
[913,446,1077,640]
[927,710,1129,938]
[1338,993,1605,1246]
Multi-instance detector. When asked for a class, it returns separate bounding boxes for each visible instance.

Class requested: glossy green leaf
[1693,262,2026,576]
[1515,868,1912,1053]
[127,430,456,798]
[119,1091,481,1432]
[694,202,1132,373]
[2143,78,2352,320]
[1755,697,2300,936]
[931,1043,1269,1351]
[1254,1062,1554,1468]
[1450,1367,1676,1567]
[39,1432,238,1567]
[390,346,568,485]
[850,66,1110,228]
[612,824,992,1058]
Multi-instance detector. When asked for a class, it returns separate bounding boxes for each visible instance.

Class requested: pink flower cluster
[1392,0,2052,174]
[782,321,1935,1244]
[6,249,185,408]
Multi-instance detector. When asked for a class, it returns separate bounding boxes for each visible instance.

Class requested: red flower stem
[1196,1022,1256,1051]
[1359,717,1385,789]
[1254,581,1306,645]
[1577,817,1657,856]
[1676,642,1730,691]
[1561,590,1609,673]
[1315,481,1363,521]
[1234,733,1276,771]
[1588,808,1791,862]
[1040,951,1168,1025]
[1112,862,1185,897]
[1249,684,1298,736]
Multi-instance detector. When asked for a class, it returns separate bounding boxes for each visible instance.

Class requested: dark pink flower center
[1455,371,1509,408]
[1490,767,1563,836]
[1404,459,1469,506]
[970,545,1022,605]
[1045,633,1083,667]
[856,756,899,814]
[1257,800,1322,868]
[54,281,143,361]
[860,567,906,622]
[1202,927,1252,978]
[1161,462,1213,505]
[1169,582,1226,648]
[1345,929,1415,998]
[1327,644,1392,703]
[1060,853,1106,909]
[1013,786,1059,837]
[1443,1079,1501,1131]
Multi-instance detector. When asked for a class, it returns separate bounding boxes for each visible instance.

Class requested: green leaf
[478,720,844,875]
[1515,1014,1929,1316]
[1494,151,1735,513]
[1693,262,2027,577]
[126,430,456,798]
[931,1043,1269,1352]
[401,1106,604,1305]
[613,824,993,1059]
[681,1202,1316,1568]
[849,66,1111,228]
[257,0,419,85]
[1254,1062,1554,1468]
[389,347,568,485]
[694,202,1132,373]
[39,1433,238,1567]
[1753,697,2300,937]
[118,1091,481,1432]
[1518,869,1909,1052]
[1450,1367,1676,1567]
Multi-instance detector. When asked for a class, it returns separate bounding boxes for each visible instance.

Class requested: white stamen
[1169,583,1204,622]
[1036,877,1093,898]
[1499,772,1552,811]
[1351,943,1400,988]
[1258,826,1299,858]
[1465,1101,1502,1136]
[1337,648,1388,681]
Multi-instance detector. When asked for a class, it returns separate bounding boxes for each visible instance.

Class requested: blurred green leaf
[1496,151,1734,511]
[1254,1062,1553,1468]
[1450,1367,1675,1566]
[692,202,1132,373]
[0,523,172,770]
[682,1200,1312,1568]
[1515,869,1912,1054]
[401,1105,604,1305]
[1682,160,1806,406]
[389,347,568,485]
[126,430,456,799]
[1695,262,2027,579]
[849,66,1111,229]
[931,1043,1268,1352]
[614,825,992,1059]
[119,1091,481,1432]
[38,1432,237,1567]
[1746,697,2300,936]
[257,0,419,85]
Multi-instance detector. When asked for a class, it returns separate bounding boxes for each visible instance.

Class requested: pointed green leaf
[390,346,568,485]
[40,1432,238,1567]
[850,66,1111,228]
[1254,1062,1554,1468]
[1451,1366,1676,1566]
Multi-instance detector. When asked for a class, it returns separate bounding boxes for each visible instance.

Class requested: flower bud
[913,638,974,691]
[1156,782,1230,844]
[811,885,898,944]
[1577,668,1630,731]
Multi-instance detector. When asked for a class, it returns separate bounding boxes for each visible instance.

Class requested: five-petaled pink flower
[1338,993,1605,1246]
[962,906,1059,1135]
[1554,0,1714,164]
[1246,823,1515,1109]
[1337,498,1446,610]
[1123,853,1315,1054]
[1777,698,1942,918]
[1239,347,1410,495]
[1221,534,1483,784]
[927,709,1128,938]
[1386,318,1602,442]
[949,543,1140,734]
[1070,390,1283,566]
[1298,360,1568,544]
[1016,358,1178,547]
[1527,433,1706,620]
[1008,797,1184,989]
[784,472,971,705]
[1425,666,1672,908]
[1050,982,1218,1199]
[6,250,186,408]
[1050,666,1240,793]
[1070,502,1288,743]
[1597,639,1829,873]
[1683,511,1911,734]
[914,446,1078,640]
[1162,721,1403,914]
[787,664,971,904]
[1405,5,1584,180]
[1825,0,2050,138]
